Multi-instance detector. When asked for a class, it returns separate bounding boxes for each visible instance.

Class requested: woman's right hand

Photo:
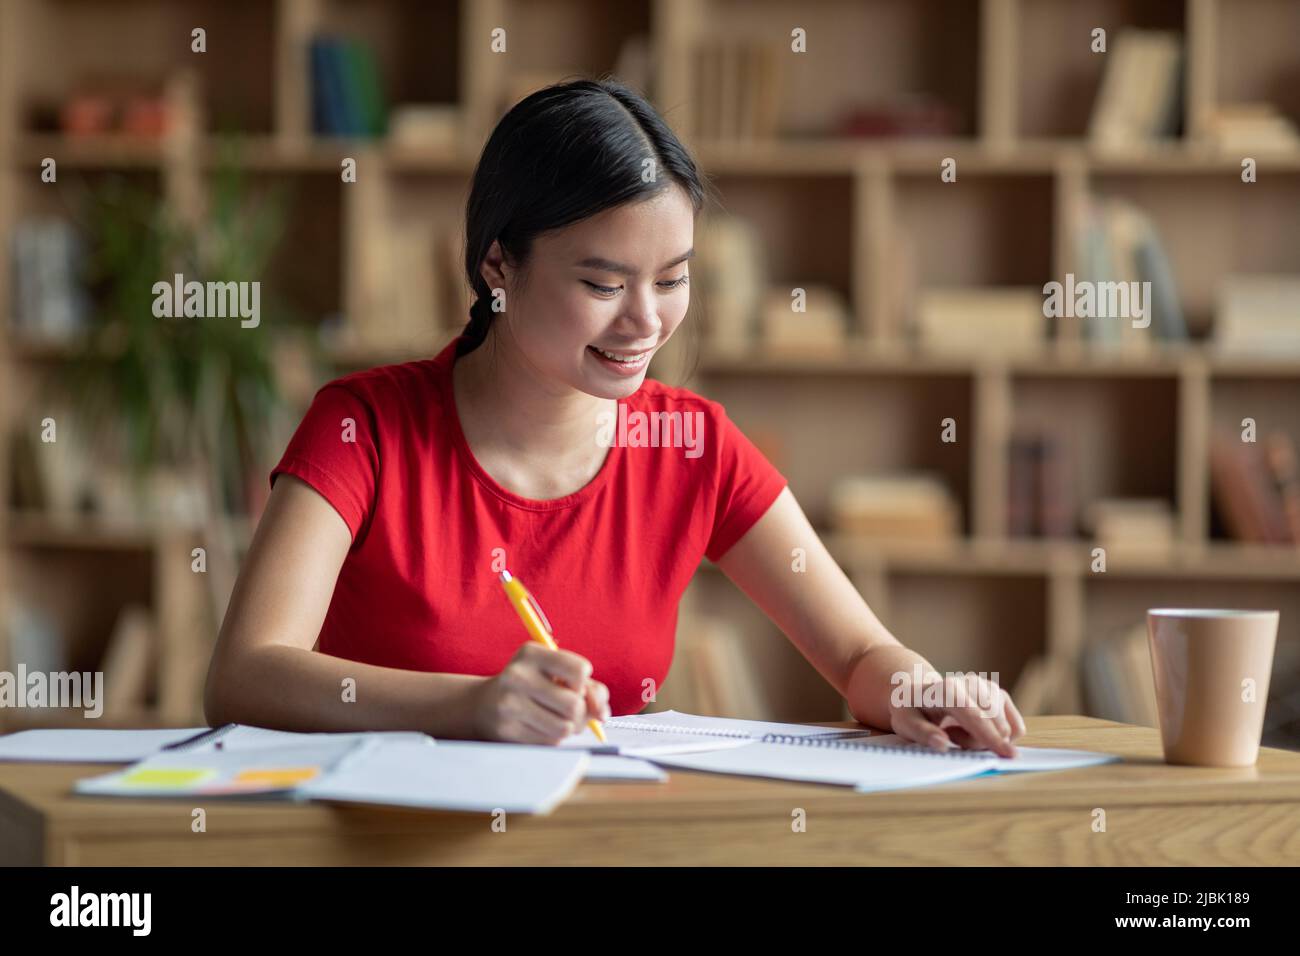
[473,642,611,745]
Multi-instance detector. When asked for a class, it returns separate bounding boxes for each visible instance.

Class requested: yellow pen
[498,570,607,742]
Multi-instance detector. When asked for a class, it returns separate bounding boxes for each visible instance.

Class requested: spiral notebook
[559,708,877,757]
[625,712,1118,792]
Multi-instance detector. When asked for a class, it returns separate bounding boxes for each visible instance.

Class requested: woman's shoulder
[315,357,447,409]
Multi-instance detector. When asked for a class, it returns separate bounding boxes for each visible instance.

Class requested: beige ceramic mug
[1146,609,1279,767]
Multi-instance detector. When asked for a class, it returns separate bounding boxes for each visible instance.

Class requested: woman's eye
[583,275,688,297]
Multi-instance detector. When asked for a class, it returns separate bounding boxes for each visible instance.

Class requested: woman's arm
[204,475,609,742]
[714,487,1024,755]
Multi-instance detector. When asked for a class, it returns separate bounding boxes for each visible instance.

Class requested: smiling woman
[203,78,1025,756]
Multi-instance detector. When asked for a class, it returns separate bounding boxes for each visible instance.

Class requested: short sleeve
[270,383,379,543]
[704,404,789,563]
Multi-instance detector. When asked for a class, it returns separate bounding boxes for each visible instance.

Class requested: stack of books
[1083,498,1176,557]
[913,287,1045,355]
[1204,103,1300,153]
[1214,275,1300,356]
[829,474,960,542]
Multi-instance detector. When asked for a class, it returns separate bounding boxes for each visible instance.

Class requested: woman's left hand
[889,673,1027,758]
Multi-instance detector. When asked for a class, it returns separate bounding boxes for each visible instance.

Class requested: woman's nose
[620,285,662,338]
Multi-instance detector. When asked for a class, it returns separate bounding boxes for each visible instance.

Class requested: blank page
[299,738,591,814]
[0,728,207,763]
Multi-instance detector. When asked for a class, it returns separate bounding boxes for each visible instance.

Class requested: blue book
[310,36,348,136]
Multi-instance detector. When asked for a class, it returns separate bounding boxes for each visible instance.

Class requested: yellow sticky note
[122,768,215,788]
[233,767,320,787]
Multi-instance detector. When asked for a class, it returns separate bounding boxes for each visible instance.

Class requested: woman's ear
[479,239,510,294]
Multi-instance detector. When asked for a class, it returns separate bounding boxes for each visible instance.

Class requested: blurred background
[1,0,1299,747]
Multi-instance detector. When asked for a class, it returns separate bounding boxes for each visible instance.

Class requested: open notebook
[646,723,1118,792]
[560,709,877,756]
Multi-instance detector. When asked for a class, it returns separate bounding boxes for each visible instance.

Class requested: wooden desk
[2,716,1299,865]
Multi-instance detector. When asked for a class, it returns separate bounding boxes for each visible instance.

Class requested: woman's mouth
[587,345,651,374]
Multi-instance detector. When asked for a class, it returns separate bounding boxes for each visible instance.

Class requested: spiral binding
[605,718,753,739]
[605,718,874,743]
[758,733,991,759]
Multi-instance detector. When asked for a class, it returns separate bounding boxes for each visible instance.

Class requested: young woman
[205,79,1025,756]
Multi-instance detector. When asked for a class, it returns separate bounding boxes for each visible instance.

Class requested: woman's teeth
[591,346,648,364]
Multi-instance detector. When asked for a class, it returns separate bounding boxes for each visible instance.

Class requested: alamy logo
[151,273,261,328]
[596,405,704,459]
[0,666,102,718]
[50,886,151,936]
[1042,273,1151,329]
[890,666,1003,714]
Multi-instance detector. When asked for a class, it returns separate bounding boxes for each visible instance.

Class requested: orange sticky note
[232,767,320,787]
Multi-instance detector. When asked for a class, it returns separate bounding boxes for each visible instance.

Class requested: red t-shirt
[270,335,788,716]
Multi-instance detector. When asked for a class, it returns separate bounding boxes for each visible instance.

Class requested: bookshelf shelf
[14,134,167,169]
[3,0,1298,731]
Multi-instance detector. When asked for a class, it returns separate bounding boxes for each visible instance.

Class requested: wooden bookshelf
[1,0,1298,737]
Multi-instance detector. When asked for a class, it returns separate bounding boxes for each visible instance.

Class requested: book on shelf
[1264,434,1300,544]
[1214,275,1300,356]
[1075,197,1188,348]
[1082,497,1175,557]
[696,213,765,352]
[690,36,782,142]
[913,287,1045,356]
[9,218,90,343]
[6,402,103,518]
[1204,103,1300,153]
[1008,432,1075,539]
[1209,430,1295,545]
[832,95,962,139]
[829,474,960,542]
[1088,29,1183,150]
[100,604,155,717]
[388,105,460,151]
[310,35,387,138]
